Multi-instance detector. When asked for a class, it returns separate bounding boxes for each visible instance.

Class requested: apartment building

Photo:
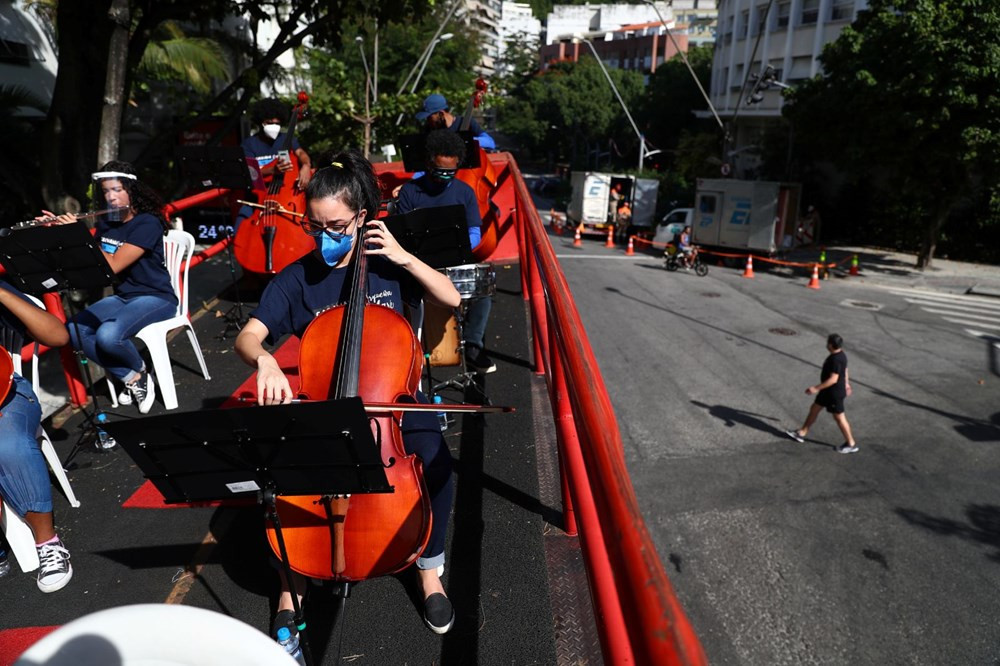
[711,0,868,175]
[498,1,542,69]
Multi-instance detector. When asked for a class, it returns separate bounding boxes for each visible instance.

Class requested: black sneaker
[36,538,72,593]
[272,609,297,640]
[423,593,455,634]
[837,443,860,454]
[126,371,156,414]
[785,429,805,443]
[466,346,496,374]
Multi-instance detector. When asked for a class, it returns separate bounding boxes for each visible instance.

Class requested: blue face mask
[315,231,354,266]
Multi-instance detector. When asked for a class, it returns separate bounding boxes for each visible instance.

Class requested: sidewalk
[826,245,1000,296]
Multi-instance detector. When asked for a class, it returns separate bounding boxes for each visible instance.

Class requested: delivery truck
[566,171,659,237]
[690,178,800,253]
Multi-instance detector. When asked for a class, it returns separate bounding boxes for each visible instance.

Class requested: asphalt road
[550,232,1000,664]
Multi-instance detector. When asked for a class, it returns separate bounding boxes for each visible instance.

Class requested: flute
[11,207,131,230]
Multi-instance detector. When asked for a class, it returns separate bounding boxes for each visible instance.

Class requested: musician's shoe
[116,385,133,406]
[36,537,72,593]
[423,593,455,634]
[126,371,155,414]
[466,346,496,374]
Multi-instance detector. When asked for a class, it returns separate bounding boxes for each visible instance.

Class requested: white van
[652,208,693,246]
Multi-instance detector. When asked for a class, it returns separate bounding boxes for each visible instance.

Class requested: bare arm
[0,289,68,348]
[235,318,294,405]
[806,372,839,395]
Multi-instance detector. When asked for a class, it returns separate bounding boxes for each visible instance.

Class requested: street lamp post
[394,33,454,126]
[574,34,650,170]
[355,35,374,107]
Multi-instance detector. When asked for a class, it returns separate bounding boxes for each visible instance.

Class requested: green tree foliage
[498,58,644,170]
[640,44,714,156]
[784,0,1000,268]
[136,20,230,95]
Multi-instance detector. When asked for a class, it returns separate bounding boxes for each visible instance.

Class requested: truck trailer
[566,171,659,237]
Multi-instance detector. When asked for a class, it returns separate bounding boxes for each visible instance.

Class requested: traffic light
[746,65,777,105]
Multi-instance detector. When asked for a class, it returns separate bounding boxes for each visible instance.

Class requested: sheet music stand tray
[104,397,390,666]
[383,204,474,269]
[179,145,260,191]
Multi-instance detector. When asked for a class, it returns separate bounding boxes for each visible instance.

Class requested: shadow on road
[897,503,1000,562]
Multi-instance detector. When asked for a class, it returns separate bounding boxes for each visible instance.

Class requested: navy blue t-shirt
[242,133,302,172]
[250,251,422,345]
[96,213,175,302]
[397,176,482,232]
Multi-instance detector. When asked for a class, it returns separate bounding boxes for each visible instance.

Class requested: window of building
[739,10,749,39]
[800,0,820,25]
[788,56,812,81]
[753,5,768,36]
[775,1,791,29]
[831,0,855,21]
[723,16,734,44]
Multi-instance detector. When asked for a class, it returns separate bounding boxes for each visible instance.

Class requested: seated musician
[0,281,74,592]
[396,130,496,373]
[234,151,462,636]
[45,161,176,414]
[235,98,314,231]
[415,93,496,150]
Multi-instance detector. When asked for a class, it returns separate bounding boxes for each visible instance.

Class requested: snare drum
[440,263,496,299]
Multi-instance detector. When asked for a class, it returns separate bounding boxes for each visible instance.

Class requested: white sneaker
[117,386,133,406]
[36,538,73,593]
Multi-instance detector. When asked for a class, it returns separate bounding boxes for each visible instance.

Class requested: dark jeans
[462,296,492,350]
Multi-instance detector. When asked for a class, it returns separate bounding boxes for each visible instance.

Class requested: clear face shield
[91,170,137,222]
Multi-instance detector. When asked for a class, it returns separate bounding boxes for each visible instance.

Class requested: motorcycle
[664,247,709,276]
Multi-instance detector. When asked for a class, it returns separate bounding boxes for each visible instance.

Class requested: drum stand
[428,302,486,401]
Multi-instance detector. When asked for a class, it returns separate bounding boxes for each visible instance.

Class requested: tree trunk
[97,0,131,167]
[916,206,950,270]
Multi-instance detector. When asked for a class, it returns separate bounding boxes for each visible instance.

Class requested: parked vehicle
[653,208,693,246]
[690,178,801,254]
[566,171,659,238]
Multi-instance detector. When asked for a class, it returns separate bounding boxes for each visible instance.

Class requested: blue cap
[277,627,291,641]
[415,94,449,122]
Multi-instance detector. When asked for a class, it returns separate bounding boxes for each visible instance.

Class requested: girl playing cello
[234,151,461,638]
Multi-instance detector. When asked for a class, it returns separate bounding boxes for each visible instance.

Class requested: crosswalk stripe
[942,317,1000,329]
[965,329,1000,347]
[896,293,1000,312]
[886,286,1000,306]
[921,307,1000,323]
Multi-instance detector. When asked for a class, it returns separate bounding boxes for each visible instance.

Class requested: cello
[456,77,498,222]
[233,92,316,274]
[264,216,431,582]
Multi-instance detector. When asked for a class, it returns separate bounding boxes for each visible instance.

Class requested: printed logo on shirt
[101,236,123,255]
[311,292,397,318]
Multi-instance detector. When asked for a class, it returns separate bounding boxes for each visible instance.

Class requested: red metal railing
[498,152,707,665]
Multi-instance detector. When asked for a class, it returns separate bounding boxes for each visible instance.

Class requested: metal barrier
[492,152,707,665]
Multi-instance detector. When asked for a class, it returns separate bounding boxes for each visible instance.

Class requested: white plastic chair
[107,230,211,410]
[1,294,80,573]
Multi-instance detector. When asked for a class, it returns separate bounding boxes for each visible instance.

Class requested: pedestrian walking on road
[785,333,859,453]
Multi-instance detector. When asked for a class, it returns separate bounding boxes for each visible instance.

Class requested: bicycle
[664,246,709,276]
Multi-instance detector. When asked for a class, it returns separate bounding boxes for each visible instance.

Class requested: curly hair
[250,98,291,125]
[94,160,167,230]
[305,150,380,222]
[425,129,466,164]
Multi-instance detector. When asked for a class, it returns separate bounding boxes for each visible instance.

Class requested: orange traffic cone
[625,236,634,256]
[605,226,615,248]
[573,228,582,247]
[807,263,821,289]
[742,255,755,279]
[849,254,859,276]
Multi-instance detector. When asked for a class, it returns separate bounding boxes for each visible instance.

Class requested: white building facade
[711,0,868,174]
[498,1,541,69]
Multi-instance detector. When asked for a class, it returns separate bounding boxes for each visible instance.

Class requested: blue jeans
[69,294,177,382]
[402,392,454,570]
[0,376,51,517]
[462,296,492,350]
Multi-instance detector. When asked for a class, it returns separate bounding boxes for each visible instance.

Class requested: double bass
[233,92,316,274]
[264,218,431,581]
[455,78,501,261]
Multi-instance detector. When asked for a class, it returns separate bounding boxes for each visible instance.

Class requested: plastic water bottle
[96,412,117,450]
[276,627,306,665]
[432,395,449,432]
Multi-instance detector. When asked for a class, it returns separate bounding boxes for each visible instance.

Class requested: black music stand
[179,145,259,191]
[104,397,390,666]
[398,131,480,172]
[0,221,116,464]
[178,146,258,337]
[383,204,474,269]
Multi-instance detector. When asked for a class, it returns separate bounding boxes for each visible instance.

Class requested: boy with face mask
[396,130,497,373]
